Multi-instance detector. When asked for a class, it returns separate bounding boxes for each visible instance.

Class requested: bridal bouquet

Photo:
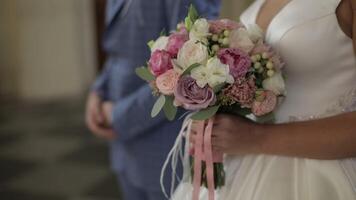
[136,5,285,199]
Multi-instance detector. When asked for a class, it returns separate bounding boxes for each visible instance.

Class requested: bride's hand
[211,114,265,155]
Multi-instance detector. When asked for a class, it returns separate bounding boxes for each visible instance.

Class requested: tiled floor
[0,99,122,200]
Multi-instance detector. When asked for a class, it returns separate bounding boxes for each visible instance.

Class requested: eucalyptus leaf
[191,105,220,121]
[135,67,155,82]
[151,95,166,117]
[182,63,201,76]
[163,96,177,121]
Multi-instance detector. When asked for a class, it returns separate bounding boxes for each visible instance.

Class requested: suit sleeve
[111,84,172,141]
[193,0,221,19]
[91,65,110,100]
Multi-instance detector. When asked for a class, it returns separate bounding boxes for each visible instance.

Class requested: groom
[85,0,221,199]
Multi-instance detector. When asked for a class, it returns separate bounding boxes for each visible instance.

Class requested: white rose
[246,24,264,42]
[151,36,169,52]
[191,57,234,88]
[229,28,255,53]
[177,39,209,70]
[189,18,210,42]
[262,72,286,95]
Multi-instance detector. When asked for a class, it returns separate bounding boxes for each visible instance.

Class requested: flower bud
[212,34,219,42]
[223,30,230,37]
[262,52,270,59]
[255,54,262,61]
[266,61,274,69]
[251,55,258,63]
[267,69,275,77]
[254,62,262,69]
[212,44,220,52]
[222,38,229,46]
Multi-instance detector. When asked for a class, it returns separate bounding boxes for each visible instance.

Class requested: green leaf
[191,105,220,121]
[163,96,177,121]
[135,67,155,82]
[147,40,155,49]
[188,4,199,24]
[213,83,226,93]
[160,28,167,36]
[151,95,166,117]
[185,16,193,31]
[182,63,201,76]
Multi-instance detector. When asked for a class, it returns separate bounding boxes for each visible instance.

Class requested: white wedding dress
[172,0,356,199]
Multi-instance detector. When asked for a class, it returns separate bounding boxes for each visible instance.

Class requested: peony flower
[166,31,189,58]
[252,90,277,116]
[155,69,180,95]
[148,50,173,76]
[218,48,252,79]
[209,19,242,34]
[223,78,256,108]
[191,57,234,88]
[189,18,210,42]
[177,39,209,70]
[151,36,169,52]
[229,28,255,53]
[174,76,216,110]
[246,24,264,43]
[262,72,286,95]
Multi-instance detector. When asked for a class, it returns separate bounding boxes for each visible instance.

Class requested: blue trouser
[117,173,166,200]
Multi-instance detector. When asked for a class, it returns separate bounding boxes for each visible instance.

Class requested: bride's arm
[261,112,356,159]
[210,112,356,160]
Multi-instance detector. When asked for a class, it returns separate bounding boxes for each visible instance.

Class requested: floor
[0,99,122,200]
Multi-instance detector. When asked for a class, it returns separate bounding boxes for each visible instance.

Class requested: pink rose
[155,69,180,95]
[174,76,216,110]
[148,50,173,76]
[218,48,252,79]
[209,19,242,34]
[223,78,256,108]
[252,90,277,116]
[166,30,189,58]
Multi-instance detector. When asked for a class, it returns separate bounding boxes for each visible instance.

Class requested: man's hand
[102,101,114,125]
[85,92,116,140]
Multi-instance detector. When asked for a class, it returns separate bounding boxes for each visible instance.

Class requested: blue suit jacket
[92,0,220,191]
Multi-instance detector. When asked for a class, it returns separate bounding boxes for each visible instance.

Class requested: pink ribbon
[192,118,220,200]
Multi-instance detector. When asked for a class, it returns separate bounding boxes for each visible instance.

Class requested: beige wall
[0,0,97,101]
[221,0,253,20]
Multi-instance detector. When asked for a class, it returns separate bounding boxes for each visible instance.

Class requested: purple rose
[218,48,252,79]
[174,76,216,111]
[148,50,173,76]
[166,30,189,58]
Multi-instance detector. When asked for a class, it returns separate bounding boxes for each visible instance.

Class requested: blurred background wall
[0,0,97,101]
[0,0,251,102]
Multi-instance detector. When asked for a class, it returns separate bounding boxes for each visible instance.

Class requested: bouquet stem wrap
[192,118,216,200]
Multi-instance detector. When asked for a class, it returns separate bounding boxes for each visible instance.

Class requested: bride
[172,0,356,199]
